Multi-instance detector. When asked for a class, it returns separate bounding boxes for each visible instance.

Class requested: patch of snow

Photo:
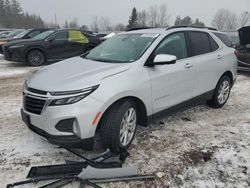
[0,71,250,187]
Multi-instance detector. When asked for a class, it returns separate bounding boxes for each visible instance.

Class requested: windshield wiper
[85,57,127,63]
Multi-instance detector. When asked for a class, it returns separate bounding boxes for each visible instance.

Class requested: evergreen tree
[127,7,138,29]
[174,16,182,26]
[174,16,205,27]
[0,0,45,28]
[192,18,205,27]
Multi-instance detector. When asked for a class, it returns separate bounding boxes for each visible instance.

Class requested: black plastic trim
[147,90,214,123]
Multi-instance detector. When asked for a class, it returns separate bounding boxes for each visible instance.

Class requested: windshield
[86,33,159,63]
[33,30,55,40]
[13,30,30,38]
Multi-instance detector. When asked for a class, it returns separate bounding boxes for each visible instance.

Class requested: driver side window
[155,32,188,60]
[51,31,67,40]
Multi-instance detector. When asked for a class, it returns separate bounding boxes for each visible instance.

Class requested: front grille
[24,96,46,115]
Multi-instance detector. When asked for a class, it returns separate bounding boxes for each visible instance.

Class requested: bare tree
[212,9,237,31]
[137,10,147,27]
[225,10,237,30]
[239,11,250,27]
[90,16,99,31]
[158,3,170,27]
[212,9,227,30]
[114,23,126,31]
[98,17,112,31]
[68,17,79,28]
[147,5,158,27]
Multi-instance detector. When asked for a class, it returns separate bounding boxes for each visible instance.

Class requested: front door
[148,32,195,114]
[46,31,70,60]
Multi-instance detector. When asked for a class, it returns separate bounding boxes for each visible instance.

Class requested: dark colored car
[236,26,250,71]
[0,28,50,54]
[2,29,102,66]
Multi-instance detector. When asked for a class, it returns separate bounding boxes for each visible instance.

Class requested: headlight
[49,85,99,106]
[9,44,25,49]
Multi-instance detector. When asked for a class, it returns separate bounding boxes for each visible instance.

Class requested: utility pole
[54,13,57,27]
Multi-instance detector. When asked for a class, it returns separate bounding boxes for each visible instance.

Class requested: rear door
[148,32,195,113]
[186,31,221,96]
[67,30,89,56]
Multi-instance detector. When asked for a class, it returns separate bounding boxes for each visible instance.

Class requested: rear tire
[100,100,138,153]
[27,50,46,66]
[208,75,231,108]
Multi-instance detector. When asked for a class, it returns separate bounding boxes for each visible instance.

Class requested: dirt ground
[1,55,250,187]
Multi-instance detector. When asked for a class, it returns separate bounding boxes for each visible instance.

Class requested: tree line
[90,4,206,32]
[212,9,250,31]
[0,0,249,32]
[0,0,45,28]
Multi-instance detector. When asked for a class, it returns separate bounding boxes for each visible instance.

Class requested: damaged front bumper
[21,109,94,149]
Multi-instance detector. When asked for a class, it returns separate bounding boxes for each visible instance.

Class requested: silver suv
[21,26,237,152]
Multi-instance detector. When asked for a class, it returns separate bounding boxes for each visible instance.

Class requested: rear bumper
[238,60,250,71]
[21,109,94,149]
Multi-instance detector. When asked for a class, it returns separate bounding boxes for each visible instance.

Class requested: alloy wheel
[217,80,230,104]
[119,108,137,147]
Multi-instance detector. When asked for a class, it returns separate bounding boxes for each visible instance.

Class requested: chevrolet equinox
[21,26,237,152]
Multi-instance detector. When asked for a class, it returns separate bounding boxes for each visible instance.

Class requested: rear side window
[209,36,219,51]
[68,30,89,43]
[213,32,232,47]
[188,31,211,56]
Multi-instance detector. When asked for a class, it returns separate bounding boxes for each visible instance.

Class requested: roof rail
[167,25,217,31]
[127,27,154,31]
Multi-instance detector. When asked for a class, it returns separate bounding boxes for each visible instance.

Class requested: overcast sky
[18,0,250,27]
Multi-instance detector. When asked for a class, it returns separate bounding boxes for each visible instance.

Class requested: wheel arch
[96,96,148,133]
[220,70,234,85]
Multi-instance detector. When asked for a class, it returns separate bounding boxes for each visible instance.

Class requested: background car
[0,30,13,38]
[0,29,25,39]
[2,29,102,66]
[236,26,250,72]
[0,28,50,54]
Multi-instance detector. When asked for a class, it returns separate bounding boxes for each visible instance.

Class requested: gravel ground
[0,56,250,187]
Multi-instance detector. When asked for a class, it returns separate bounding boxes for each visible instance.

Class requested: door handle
[184,63,193,68]
[217,55,222,59]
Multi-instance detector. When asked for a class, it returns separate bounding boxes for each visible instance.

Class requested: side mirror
[148,54,177,66]
[47,37,55,42]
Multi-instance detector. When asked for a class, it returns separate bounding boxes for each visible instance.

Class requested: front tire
[100,100,138,153]
[27,50,46,66]
[208,75,232,108]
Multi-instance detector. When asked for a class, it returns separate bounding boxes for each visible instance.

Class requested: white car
[21,26,237,152]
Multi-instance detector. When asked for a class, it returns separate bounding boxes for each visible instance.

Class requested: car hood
[28,57,131,92]
[4,39,42,47]
[239,26,250,46]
